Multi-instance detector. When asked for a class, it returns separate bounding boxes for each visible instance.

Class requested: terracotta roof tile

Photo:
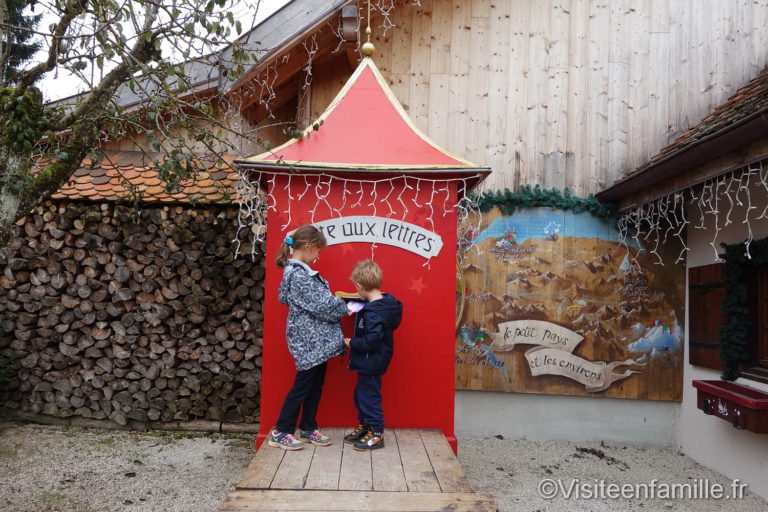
[92,175,111,186]
[627,66,768,178]
[121,168,141,181]
[143,179,162,187]
[38,150,241,203]
[146,185,167,195]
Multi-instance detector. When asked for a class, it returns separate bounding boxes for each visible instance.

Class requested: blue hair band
[284,236,294,246]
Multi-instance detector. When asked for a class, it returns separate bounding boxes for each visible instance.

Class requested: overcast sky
[35,0,291,101]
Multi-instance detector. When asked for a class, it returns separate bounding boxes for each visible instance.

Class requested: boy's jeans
[354,373,384,432]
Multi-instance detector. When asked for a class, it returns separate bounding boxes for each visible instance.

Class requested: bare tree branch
[54,4,162,130]
[16,0,88,90]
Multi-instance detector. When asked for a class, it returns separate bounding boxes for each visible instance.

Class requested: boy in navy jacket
[343,260,403,451]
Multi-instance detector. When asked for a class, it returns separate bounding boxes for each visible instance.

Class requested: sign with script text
[296,216,443,258]
[489,320,646,393]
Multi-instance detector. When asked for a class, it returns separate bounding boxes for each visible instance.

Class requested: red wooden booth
[235,57,489,453]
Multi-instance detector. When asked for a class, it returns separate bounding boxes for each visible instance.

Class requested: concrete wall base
[455,390,679,447]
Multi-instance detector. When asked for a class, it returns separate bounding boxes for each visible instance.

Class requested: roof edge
[234,161,492,195]
[597,106,768,206]
[223,0,354,95]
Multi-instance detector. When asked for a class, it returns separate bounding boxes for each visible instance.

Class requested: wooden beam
[232,15,344,111]
[304,428,344,490]
[419,430,475,493]
[236,444,285,490]
[395,429,441,492]
[243,73,303,123]
[218,490,498,512]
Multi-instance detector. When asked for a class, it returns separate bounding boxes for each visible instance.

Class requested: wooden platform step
[219,490,497,511]
[219,428,497,511]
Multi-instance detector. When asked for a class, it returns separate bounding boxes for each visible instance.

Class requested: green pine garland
[719,236,768,380]
[472,185,616,218]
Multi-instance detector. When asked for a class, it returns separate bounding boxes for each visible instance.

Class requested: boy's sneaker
[268,430,303,451]
[344,424,371,444]
[300,429,331,446]
[353,431,384,451]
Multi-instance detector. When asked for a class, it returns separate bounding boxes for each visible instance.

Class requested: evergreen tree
[2,0,42,84]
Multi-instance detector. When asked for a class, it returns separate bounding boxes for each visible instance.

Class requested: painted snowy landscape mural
[456,207,685,400]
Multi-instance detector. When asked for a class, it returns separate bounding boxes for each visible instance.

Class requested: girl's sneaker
[344,424,371,444]
[300,429,331,446]
[268,430,303,450]
[354,431,384,451]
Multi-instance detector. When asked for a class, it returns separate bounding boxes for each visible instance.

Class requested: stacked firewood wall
[0,201,264,426]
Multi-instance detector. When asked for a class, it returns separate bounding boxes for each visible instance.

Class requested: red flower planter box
[693,380,768,433]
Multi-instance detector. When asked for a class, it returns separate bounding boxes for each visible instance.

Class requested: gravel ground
[1,421,766,512]
[458,437,768,512]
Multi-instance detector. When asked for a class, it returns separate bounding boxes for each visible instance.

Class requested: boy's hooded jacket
[349,293,403,376]
[278,260,348,371]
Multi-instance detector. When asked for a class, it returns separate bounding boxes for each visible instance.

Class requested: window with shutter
[740,265,768,383]
[689,262,768,382]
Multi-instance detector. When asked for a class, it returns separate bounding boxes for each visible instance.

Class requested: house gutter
[597,106,768,210]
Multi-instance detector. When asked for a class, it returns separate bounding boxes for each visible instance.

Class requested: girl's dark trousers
[275,361,328,433]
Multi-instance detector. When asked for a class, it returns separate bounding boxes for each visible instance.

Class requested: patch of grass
[62,427,86,437]
[35,490,67,508]
[222,433,255,442]
[0,442,22,461]
[88,436,118,453]
[141,430,255,442]
[144,430,209,440]
[225,439,254,450]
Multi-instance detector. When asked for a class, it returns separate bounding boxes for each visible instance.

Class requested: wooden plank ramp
[219,428,497,512]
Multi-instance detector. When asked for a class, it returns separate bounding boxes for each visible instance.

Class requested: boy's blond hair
[351,260,382,291]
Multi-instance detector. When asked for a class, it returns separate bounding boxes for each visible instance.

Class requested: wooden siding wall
[307,0,768,197]
[103,108,277,158]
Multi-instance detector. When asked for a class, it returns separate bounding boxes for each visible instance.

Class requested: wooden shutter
[757,267,768,363]
[741,266,768,383]
[688,263,726,370]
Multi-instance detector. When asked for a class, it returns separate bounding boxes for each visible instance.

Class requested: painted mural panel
[456,207,685,400]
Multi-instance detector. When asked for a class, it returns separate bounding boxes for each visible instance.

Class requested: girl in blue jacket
[269,225,349,450]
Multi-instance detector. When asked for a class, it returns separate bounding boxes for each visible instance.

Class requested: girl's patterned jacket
[278,259,348,371]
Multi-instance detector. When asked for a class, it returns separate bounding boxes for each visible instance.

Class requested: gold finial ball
[362,41,376,57]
